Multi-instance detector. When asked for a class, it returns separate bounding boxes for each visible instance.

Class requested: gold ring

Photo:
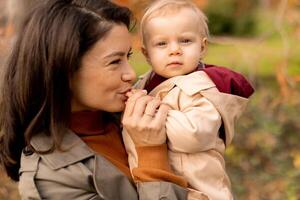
[144,112,154,117]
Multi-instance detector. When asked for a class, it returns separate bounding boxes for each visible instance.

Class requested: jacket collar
[136,70,216,97]
[137,70,249,147]
[30,130,94,170]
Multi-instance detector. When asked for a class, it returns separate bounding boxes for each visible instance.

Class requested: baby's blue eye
[181,39,191,43]
[157,41,166,46]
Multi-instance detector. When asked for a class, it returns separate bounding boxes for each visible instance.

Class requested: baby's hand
[126,89,147,98]
[161,102,172,111]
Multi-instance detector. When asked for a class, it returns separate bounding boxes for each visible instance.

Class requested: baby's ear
[141,47,150,63]
[201,37,208,53]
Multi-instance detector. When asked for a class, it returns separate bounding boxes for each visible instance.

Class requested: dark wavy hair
[0,0,133,181]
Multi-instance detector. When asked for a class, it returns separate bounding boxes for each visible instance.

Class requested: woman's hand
[122,89,170,146]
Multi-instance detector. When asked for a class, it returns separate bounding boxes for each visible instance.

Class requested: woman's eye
[109,59,121,65]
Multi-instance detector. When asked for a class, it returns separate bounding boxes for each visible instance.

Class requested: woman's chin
[107,102,126,113]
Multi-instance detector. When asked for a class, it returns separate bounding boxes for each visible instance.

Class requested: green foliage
[228,84,300,199]
[204,0,258,36]
[129,49,150,78]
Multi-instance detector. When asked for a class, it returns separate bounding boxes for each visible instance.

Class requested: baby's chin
[158,68,196,78]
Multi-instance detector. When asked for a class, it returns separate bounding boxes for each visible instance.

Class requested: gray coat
[18,130,187,200]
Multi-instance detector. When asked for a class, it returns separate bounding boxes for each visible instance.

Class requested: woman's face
[71,24,136,112]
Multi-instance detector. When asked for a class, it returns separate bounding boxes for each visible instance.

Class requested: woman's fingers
[132,95,153,117]
[123,98,171,146]
[152,103,171,125]
[143,98,161,118]
[123,90,147,118]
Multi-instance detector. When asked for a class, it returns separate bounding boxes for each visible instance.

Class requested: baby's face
[143,8,207,78]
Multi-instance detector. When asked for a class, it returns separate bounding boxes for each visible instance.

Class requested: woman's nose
[169,42,182,56]
[122,62,136,83]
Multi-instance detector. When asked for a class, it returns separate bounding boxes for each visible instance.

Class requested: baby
[122,0,254,199]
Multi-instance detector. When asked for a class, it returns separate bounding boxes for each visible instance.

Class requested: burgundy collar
[144,64,254,98]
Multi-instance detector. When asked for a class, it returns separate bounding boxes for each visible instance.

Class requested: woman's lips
[119,88,132,94]
[119,93,128,101]
[118,88,132,101]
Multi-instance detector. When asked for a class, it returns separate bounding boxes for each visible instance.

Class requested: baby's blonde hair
[140,0,209,45]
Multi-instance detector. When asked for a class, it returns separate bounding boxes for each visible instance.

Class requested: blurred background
[0,0,299,199]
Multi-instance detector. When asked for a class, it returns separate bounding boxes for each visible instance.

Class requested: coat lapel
[136,71,216,98]
[30,131,94,170]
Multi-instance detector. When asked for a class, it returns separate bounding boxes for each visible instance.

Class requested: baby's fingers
[126,88,139,98]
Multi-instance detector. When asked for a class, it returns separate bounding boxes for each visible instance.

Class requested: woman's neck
[69,110,107,136]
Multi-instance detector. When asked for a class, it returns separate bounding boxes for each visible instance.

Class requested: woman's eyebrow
[104,51,126,59]
[104,48,132,59]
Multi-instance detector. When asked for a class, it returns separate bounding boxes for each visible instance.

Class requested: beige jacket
[18,130,187,200]
[123,71,248,200]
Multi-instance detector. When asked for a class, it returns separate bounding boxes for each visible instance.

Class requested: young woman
[0,0,187,199]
